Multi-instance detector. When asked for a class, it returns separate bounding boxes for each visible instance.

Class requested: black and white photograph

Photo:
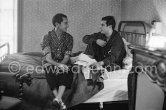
[0,0,166,110]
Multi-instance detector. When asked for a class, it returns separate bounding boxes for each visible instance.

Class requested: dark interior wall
[18,0,121,52]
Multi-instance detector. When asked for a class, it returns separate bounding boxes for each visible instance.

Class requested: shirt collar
[54,28,63,38]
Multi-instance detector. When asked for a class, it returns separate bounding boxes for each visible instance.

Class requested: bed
[73,21,166,110]
[1,21,164,110]
[70,21,149,110]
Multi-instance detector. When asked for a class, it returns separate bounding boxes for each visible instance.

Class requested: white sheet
[85,79,128,103]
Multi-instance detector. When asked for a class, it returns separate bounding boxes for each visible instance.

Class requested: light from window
[0,0,17,54]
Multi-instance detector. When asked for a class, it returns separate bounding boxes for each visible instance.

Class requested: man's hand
[60,55,70,64]
[57,63,69,72]
[96,39,107,47]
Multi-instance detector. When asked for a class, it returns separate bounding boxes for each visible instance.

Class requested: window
[0,0,17,54]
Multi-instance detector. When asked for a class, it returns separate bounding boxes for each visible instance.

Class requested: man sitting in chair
[83,16,126,71]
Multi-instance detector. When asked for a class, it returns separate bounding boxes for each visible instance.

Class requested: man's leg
[92,42,104,61]
[56,85,66,101]
[84,44,94,58]
[55,66,73,109]
[53,89,58,97]
[44,65,58,98]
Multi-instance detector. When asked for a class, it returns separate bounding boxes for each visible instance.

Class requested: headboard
[118,21,149,47]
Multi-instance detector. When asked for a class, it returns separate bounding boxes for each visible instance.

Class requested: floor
[1,99,129,110]
[69,101,129,110]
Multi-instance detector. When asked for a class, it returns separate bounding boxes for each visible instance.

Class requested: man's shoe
[60,101,67,110]
[52,98,60,109]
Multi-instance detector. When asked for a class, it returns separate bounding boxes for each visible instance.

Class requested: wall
[121,0,166,35]
[20,0,121,52]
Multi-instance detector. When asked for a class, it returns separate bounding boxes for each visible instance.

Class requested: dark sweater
[83,31,126,68]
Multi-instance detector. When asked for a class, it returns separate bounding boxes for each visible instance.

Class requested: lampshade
[147,35,166,50]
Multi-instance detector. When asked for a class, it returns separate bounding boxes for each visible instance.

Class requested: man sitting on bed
[83,16,126,71]
[40,13,73,110]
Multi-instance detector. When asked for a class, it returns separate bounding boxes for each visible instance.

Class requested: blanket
[0,52,104,109]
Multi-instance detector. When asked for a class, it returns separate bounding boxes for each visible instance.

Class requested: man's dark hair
[102,16,116,30]
[52,13,67,27]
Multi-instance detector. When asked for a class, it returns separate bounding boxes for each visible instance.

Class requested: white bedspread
[85,79,128,103]
[76,38,132,103]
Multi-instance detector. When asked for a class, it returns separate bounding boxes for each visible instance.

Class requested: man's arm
[83,32,105,45]
[61,35,73,64]
[45,53,60,66]
[45,53,68,71]
[60,55,70,64]
[41,35,61,66]
[102,37,124,66]
[82,34,96,45]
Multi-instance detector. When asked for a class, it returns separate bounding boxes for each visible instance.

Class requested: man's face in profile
[100,20,109,35]
[58,17,69,32]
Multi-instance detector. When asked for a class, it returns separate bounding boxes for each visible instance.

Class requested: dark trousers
[44,65,73,90]
[84,42,104,62]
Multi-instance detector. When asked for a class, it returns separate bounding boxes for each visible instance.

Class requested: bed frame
[0,42,10,63]
[118,21,148,110]
[118,21,148,47]
[119,21,166,110]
